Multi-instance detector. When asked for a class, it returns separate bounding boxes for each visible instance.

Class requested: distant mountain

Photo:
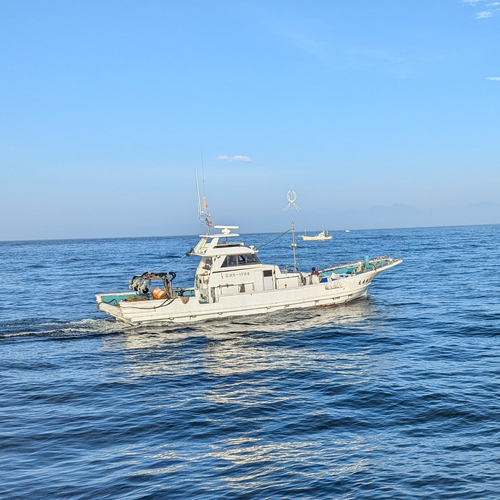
[231,202,500,235]
[304,203,500,231]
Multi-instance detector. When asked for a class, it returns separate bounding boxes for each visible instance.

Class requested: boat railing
[322,255,393,272]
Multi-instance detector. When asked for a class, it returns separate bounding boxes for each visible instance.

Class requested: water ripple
[1,226,500,498]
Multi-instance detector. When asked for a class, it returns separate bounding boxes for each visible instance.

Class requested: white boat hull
[299,236,332,241]
[96,261,401,326]
[298,230,332,241]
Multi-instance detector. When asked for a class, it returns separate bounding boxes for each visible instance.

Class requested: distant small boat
[345,230,350,233]
[298,230,332,241]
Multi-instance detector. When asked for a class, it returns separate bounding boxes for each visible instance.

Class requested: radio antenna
[195,158,212,232]
[195,169,202,215]
[283,189,301,271]
[200,148,207,201]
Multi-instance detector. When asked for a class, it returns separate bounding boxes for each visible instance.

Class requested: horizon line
[1,221,499,244]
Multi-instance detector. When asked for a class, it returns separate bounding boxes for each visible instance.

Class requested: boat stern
[95,293,137,325]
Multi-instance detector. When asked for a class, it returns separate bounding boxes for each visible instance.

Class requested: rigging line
[141,252,189,273]
[162,252,190,267]
[258,229,292,249]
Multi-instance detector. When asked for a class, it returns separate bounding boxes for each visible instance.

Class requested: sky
[1,0,499,240]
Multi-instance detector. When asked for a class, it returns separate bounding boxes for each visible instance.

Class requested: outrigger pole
[283,190,301,271]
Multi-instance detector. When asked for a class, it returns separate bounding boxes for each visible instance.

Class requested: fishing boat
[298,230,332,241]
[95,190,402,326]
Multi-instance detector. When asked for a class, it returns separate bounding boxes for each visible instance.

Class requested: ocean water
[1,226,499,499]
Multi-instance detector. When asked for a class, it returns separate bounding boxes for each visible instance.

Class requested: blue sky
[1,0,499,240]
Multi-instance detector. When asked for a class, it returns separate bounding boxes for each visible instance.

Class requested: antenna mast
[283,189,301,271]
[195,170,202,215]
[200,148,207,202]
[195,168,212,232]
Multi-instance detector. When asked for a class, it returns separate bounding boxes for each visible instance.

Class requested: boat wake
[0,318,126,339]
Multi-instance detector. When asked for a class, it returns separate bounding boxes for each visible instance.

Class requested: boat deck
[321,256,395,277]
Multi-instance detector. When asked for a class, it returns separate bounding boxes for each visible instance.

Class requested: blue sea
[1,226,500,499]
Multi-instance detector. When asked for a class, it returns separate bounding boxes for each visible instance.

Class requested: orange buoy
[152,287,167,299]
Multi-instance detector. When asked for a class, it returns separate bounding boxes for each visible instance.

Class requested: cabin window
[239,284,246,293]
[221,255,238,267]
[263,270,273,277]
[221,254,261,267]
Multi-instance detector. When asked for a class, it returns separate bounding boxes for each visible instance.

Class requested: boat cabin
[191,226,302,303]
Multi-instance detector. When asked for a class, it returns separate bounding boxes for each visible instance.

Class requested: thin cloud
[228,3,456,78]
[463,0,500,17]
[487,77,500,80]
[216,155,252,162]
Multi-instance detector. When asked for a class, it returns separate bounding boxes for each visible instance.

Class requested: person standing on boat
[311,267,320,284]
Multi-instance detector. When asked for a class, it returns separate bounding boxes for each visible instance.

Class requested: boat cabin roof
[191,226,259,258]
